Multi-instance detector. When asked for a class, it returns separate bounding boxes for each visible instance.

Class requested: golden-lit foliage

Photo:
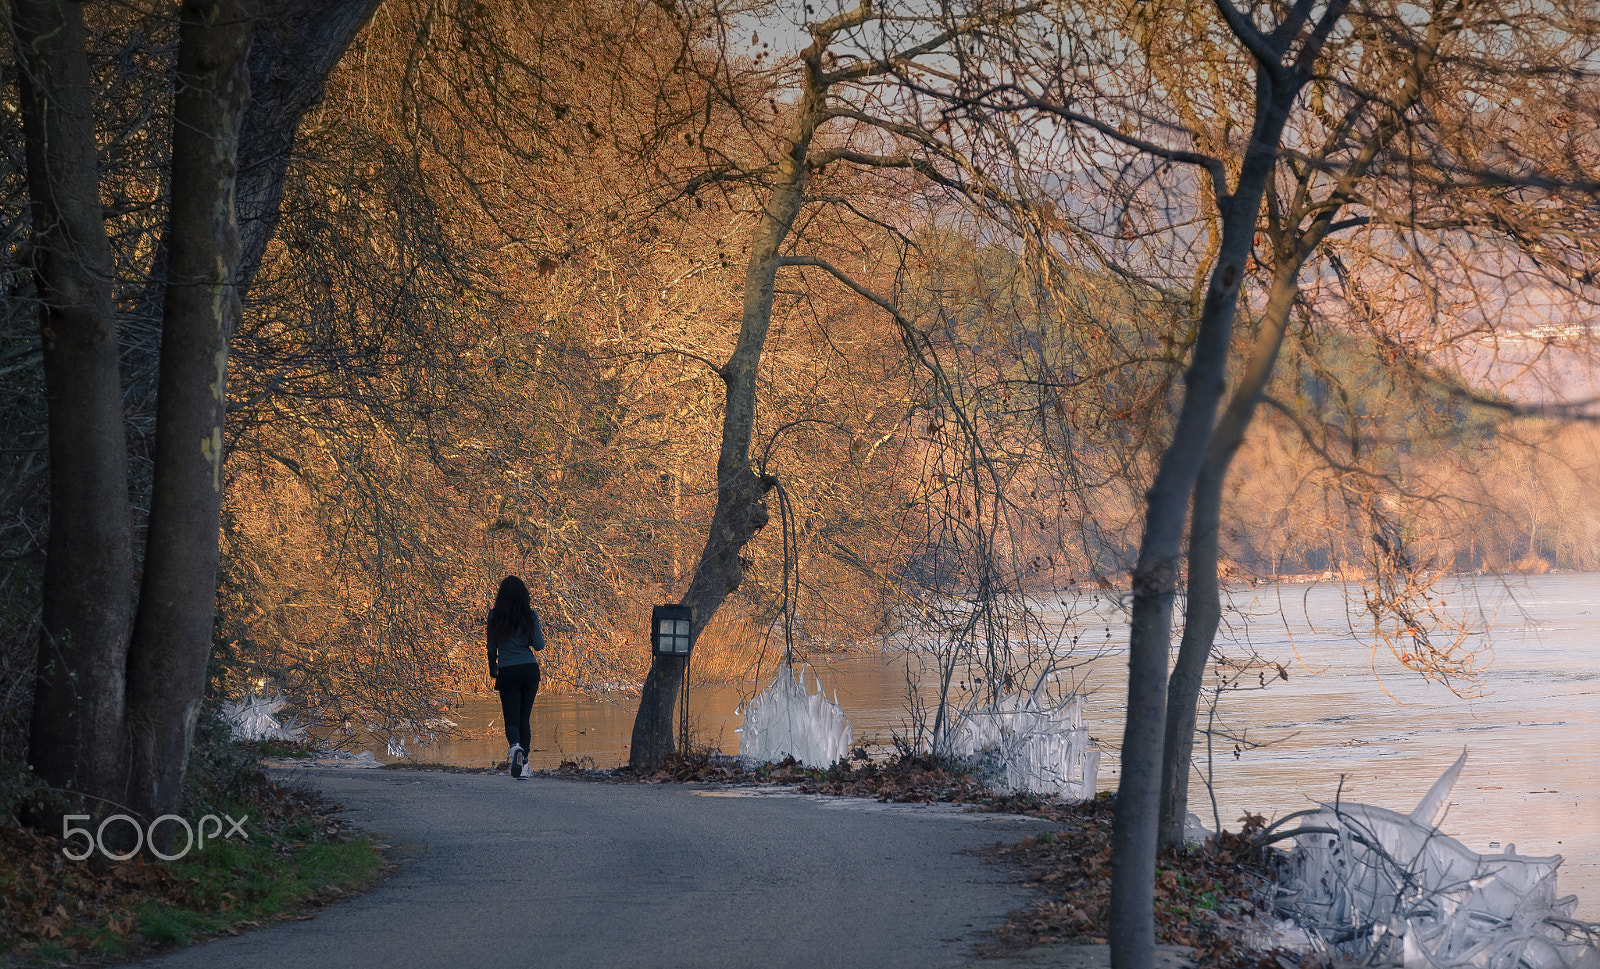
[212,0,929,739]
[6,0,1600,759]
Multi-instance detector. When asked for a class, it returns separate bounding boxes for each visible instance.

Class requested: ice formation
[1274,751,1599,969]
[375,717,455,760]
[735,663,854,768]
[220,691,307,743]
[311,750,381,768]
[948,679,1099,801]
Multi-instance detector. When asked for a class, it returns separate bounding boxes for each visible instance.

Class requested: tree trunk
[1152,0,1437,847]
[630,7,852,769]
[12,0,133,809]
[14,0,380,838]
[1157,270,1298,852]
[626,233,790,766]
[235,0,381,288]
[1111,261,1240,969]
[123,0,254,842]
[127,0,378,391]
[629,465,771,768]
[1109,61,1305,969]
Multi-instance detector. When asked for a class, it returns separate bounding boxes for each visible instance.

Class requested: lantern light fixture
[651,604,694,657]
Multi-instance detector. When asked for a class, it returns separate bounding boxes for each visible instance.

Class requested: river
[411,571,1600,918]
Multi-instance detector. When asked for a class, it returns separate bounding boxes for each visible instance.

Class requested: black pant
[496,662,540,753]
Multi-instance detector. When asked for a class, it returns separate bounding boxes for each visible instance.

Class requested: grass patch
[244,738,319,760]
[0,768,390,968]
[132,903,203,947]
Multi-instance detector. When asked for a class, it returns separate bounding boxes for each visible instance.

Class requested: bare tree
[935,4,1600,965]
[1159,0,1476,849]
[10,0,134,808]
[197,0,937,747]
[626,0,1053,768]
[7,0,380,846]
[121,0,255,832]
[954,5,1351,963]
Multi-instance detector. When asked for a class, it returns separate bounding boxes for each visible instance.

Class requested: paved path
[128,768,1069,969]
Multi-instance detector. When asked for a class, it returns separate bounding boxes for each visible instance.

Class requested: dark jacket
[488,611,545,678]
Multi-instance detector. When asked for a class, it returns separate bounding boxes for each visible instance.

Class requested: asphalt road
[126,768,1068,969]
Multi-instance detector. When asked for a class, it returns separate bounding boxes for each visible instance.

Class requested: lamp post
[651,604,694,754]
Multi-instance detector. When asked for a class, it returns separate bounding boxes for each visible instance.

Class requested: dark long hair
[489,575,534,639]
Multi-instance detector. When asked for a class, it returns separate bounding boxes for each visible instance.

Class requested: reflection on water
[408,572,1600,919]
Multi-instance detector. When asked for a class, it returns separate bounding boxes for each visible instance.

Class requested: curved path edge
[122,767,1188,969]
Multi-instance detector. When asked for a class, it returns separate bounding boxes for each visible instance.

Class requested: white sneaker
[509,744,525,778]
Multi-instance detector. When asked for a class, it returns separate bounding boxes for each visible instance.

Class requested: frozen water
[378,719,455,759]
[735,663,853,768]
[947,678,1098,801]
[1185,812,1216,845]
[220,691,307,743]
[312,749,381,768]
[1276,751,1599,969]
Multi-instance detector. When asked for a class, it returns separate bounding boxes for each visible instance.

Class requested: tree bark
[13,0,379,838]
[127,0,378,390]
[629,465,772,768]
[1109,53,1311,969]
[122,0,254,841]
[630,4,857,769]
[1157,269,1298,852]
[1111,258,1241,969]
[626,195,794,765]
[12,0,134,809]
[235,0,380,288]
[1152,0,1446,853]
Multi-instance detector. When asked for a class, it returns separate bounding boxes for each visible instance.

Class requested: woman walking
[488,575,545,778]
